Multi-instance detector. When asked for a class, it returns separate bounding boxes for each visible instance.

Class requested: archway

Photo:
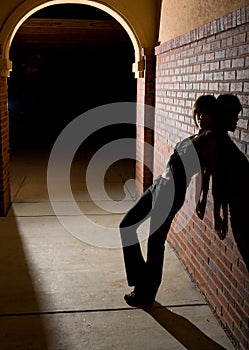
[8,4,137,147]
[0,0,147,215]
[0,0,143,77]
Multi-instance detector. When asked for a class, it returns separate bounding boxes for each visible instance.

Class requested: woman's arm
[196,167,210,220]
[205,136,228,239]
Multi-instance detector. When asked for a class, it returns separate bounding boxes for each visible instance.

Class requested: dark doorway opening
[8,4,137,150]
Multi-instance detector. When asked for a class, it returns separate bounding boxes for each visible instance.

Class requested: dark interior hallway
[8,4,136,151]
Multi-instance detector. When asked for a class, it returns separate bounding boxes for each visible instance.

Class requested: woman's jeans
[120,175,185,298]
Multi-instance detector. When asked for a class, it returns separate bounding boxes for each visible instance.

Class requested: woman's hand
[214,215,227,240]
[196,200,206,220]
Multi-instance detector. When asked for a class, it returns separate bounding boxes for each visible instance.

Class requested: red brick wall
[136,77,145,196]
[155,6,249,350]
[0,75,10,215]
[136,48,155,195]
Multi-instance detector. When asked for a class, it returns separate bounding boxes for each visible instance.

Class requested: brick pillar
[0,58,11,216]
[136,47,156,196]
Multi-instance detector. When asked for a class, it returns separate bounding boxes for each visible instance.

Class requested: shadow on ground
[0,216,48,349]
[142,301,227,350]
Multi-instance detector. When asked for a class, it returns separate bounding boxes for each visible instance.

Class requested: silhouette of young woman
[120,95,219,305]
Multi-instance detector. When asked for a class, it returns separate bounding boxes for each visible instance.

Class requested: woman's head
[216,94,242,132]
[193,95,217,130]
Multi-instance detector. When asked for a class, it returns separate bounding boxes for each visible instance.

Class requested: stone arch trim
[0,0,145,77]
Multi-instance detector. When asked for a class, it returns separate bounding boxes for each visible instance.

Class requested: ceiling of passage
[11,4,132,52]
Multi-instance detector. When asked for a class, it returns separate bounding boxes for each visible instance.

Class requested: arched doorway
[0,0,147,215]
[0,0,143,74]
[8,4,137,148]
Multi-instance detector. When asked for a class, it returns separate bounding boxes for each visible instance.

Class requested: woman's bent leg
[120,188,153,286]
[144,177,184,298]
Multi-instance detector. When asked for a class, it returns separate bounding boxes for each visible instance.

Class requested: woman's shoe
[124,290,155,306]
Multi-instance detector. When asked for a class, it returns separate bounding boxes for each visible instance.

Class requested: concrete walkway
[0,146,236,349]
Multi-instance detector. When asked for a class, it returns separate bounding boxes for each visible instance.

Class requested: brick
[210,61,219,70]
[221,36,233,48]
[226,47,239,59]
[205,52,215,61]
[201,63,210,71]
[215,50,226,59]
[218,82,230,91]
[197,54,205,62]
[213,71,224,80]
[230,82,243,91]
[220,60,231,69]
[237,94,249,106]
[233,33,247,45]
[208,82,219,91]
[241,131,249,143]
[238,44,249,56]
[243,82,249,93]
[237,69,249,80]
[189,56,197,64]
[200,82,208,90]
[232,58,245,68]
[224,71,236,80]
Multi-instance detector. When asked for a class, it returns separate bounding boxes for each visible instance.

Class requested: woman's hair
[215,94,242,130]
[217,94,242,114]
[192,95,217,127]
